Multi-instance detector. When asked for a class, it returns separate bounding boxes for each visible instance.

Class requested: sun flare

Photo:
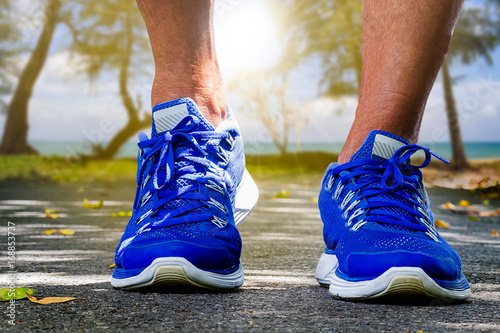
[215,1,282,78]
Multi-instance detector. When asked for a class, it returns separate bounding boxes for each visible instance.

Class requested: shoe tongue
[350,130,408,162]
[151,98,214,137]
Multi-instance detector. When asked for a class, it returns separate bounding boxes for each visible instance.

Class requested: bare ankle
[151,75,227,128]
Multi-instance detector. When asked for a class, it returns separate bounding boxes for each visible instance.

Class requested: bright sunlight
[215,0,282,79]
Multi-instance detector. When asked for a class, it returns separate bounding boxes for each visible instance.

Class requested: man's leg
[111,0,258,291]
[339,0,463,163]
[316,0,471,301]
[137,0,226,128]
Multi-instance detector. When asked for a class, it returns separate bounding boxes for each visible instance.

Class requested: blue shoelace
[326,145,448,240]
[133,116,232,230]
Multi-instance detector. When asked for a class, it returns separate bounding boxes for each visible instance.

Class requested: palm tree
[440,3,500,169]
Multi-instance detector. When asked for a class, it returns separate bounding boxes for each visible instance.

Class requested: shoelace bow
[134,116,231,229]
[328,145,448,238]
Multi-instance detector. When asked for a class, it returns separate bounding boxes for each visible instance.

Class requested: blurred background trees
[0,0,61,154]
[442,2,500,169]
[69,0,152,159]
[0,0,152,158]
[0,0,498,165]
[230,70,308,155]
[273,0,500,170]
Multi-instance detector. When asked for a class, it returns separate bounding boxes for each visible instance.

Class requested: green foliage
[0,0,21,113]
[67,0,151,82]
[448,2,500,65]
[272,0,363,96]
[274,0,500,97]
[0,288,36,301]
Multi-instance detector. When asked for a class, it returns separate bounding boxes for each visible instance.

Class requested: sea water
[30,140,500,160]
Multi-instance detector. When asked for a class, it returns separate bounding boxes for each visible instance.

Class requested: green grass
[0,155,138,183]
[0,152,339,183]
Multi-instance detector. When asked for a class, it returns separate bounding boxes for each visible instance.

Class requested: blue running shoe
[315,130,471,301]
[111,98,259,291]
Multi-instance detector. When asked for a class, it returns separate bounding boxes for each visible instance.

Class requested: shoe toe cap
[337,231,463,281]
[119,240,238,272]
[344,251,461,281]
[115,223,241,272]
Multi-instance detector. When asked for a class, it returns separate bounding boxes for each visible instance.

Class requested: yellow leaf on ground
[109,264,116,268]
[310,197,318,203]
[492,229,499,237]
[0,288,36,301]
[440,202,456,209]
[83,198,103,209]
[468,216,479,221]
[26,293,81,304]
[434,220,450,229]
[42,229,75,236]
[271,190,290,199]
[111,211,133,217]
[45,212,59,219]
[45,208,59,214]
[458,200,470,207]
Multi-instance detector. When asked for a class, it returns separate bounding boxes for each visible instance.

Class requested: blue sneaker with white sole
[315,130,471,301]
[111,98,259,291]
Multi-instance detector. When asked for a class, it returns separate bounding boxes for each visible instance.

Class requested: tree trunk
[0,0,61,154]
[93,116,151,159]
[442,60,471,170]
[94,11,150,159]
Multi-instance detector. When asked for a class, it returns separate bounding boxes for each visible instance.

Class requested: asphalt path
[1,179,499,332]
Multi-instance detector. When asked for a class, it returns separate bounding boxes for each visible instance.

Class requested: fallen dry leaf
[109,263,116,268]
[440,201,500,217]
[440,202,456,209]
[42,229,58,235]
[310,197,318,203]
[45,208,59,214]
[83,198,103,209]
[26,293,81,305]
[434,219,450,229]
[492,229,499,237]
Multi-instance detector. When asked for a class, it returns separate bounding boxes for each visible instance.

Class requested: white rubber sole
[315,252,471,301]
[111,257,244,291]
[234,169,259,226]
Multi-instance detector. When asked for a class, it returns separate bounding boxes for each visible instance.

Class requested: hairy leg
[339,0,464,163]
[136,0,226,127]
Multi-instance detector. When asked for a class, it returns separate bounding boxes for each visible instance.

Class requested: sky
[1,0,499,151]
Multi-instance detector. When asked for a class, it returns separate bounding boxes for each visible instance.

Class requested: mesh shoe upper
[114,98,245,276]
[319,130,466,283]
